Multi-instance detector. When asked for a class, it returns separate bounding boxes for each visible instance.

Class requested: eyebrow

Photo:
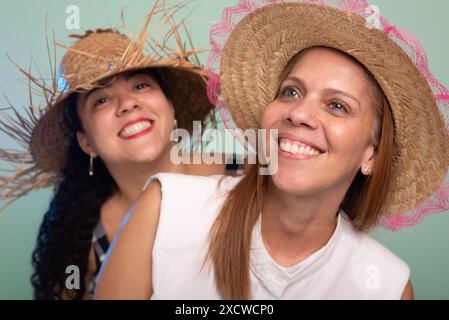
[323,88,361,108]
[84,72,150,102]
[123,70,151,80]
[84,84,112,102]
[283,76,361,107]
[284,76,307,92]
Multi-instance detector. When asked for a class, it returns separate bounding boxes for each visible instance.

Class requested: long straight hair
[207,48,396,299]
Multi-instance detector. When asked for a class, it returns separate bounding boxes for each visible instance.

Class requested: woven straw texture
[207,0,449,227]
[0,2,213,208]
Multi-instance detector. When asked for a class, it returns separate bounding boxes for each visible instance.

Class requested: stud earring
[362,166,371,175]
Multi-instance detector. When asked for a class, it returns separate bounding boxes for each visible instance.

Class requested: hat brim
[220,3,449,215]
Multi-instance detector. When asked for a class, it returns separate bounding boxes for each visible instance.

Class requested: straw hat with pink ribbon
[206,0,449,230]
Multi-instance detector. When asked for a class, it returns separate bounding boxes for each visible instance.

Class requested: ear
[169,101,176,115]
[76,131,97,157]
[170,101,177,124]
[360,144,377,176]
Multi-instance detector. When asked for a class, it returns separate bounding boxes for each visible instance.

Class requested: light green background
[0,0,448,299]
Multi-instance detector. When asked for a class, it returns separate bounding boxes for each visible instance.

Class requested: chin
[271,171,314,196]
[271,170,301,194]
[128,146,165,163]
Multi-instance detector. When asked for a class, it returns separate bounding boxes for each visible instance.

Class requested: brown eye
[94,96,109,107]
[135,83,150,90]
[329,101,349,113]
[280,86,299,98]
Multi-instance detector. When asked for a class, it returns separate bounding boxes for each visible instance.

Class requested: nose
[286,98,320,129]
[116,91,141,116]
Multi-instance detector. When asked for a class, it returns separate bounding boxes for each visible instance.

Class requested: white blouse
[145,173,410,300]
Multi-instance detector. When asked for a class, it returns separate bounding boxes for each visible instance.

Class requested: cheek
[157,106,175,135]
[144,93,174,120]
[326,120,371,154]
[146,101,175,145]
[84,111,117,147]
[260,102,283,129]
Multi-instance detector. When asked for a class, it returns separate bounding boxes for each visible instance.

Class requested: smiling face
[75,70,175,168]
[260,47,380,200]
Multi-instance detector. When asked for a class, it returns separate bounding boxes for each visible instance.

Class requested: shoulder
[339,214,410,273]
[143,172,243,198]
[136,178,163,215]
[337,214,410,298]
[143,173,243,248]
[142,172,243,220]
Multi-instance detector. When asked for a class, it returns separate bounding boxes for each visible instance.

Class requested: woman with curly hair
[1,7,241,300]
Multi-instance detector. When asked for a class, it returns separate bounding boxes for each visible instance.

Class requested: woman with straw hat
[95,0,448,299]
[0,4,243,300]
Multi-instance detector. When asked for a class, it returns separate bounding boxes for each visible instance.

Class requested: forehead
[288,48,372,89]
[96,70,155,86]
[76,70,156,102]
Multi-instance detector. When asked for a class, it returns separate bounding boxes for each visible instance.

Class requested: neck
[106,146,182,206]
[261,178,344,267]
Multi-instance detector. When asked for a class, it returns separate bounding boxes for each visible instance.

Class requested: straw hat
[0,4,213,206]
[208,1,449,219]
[31,29,212,173]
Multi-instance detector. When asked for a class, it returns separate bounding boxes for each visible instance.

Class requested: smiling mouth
[278,138,322,156]
[119,120,153,139]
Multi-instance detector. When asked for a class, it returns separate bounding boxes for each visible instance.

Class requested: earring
[362,166,371,175]
[89,155,94,176]
[173,119,178,129]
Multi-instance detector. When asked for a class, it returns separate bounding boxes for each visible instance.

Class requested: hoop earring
[89,155,94,176]
[173,119,178,129]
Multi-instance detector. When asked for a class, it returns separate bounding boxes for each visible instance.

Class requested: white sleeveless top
[145,173,410,300]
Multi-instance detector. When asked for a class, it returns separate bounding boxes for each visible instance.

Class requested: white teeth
[279,139,320,156]
[291,144,298,153]
[120,121,152,138]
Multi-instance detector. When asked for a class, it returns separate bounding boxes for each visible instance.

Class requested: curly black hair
[31,93,117,300]
[30,68,209,299]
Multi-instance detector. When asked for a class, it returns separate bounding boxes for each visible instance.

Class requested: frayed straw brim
[220,3,449,215]
[0,1,214,208]
[31,64,212,173]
